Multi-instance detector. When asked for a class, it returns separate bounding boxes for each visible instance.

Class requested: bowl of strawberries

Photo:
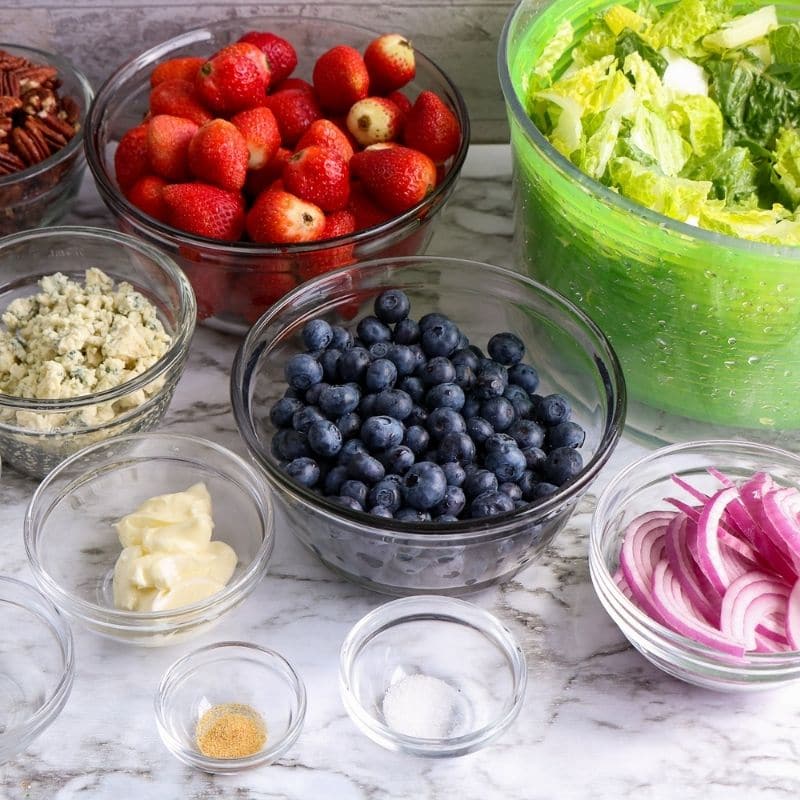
[85,18,469,333]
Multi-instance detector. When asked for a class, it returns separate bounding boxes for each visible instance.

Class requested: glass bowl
[590,439,800,692]
[0,576,74,763]
[24,433,274,647]
[155,641,307,773]
[0,226,196,478]
[498,0,800,444]
[339,595,527,757]
[231,256,626,595]
[85,17,470,335]
[0,44,93,235]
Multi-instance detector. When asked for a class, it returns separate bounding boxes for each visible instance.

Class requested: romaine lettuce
[772,127,800,209]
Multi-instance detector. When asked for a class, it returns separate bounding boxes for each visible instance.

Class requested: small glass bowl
[590,439,800,692]
[0,44,93,235]
[155,641,307,773]
[339,596,527,757]
[0,576,74,763]
[0,226,196,478]
[25,433,274,647]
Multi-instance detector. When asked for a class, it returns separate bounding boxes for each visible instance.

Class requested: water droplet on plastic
[747,356,760,366]
[727,337,737,346]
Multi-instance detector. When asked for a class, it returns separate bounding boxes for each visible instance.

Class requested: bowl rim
[231,254,627,543]
[84,16,471,254]
[497,0,800,260]
[338,595,528,756]
[590,438,800,669]
[0,43,94,188]
[154,640,307,771]
[0,225,197,417]
[23,432,274,627]
[0,575,75,751]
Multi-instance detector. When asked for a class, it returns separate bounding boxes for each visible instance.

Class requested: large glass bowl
[499,0,800,445]
[231,256,626,595]
[85,17,470,335]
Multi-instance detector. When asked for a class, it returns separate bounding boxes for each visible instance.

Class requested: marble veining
[1,146,799,799]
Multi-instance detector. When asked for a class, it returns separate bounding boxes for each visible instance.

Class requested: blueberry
[308,419,343,457]
[395,507,432,522]
[393,318,420,345]
[367,479,403,512]
[398,375,425,403]
[453,363,476,391]
[546,421,586,449]
[359,393,377,418]
[370,505,394,518]
[285,457,320,488]
[347,451,386,484]
[356,315,392,346]
[421,319,460,358]
[272,429,310,461]
[461,395,481,419]
[362,416,405,451]
[333,495,363,512]
[426,382,465,411]
[426,408,466,441]
[504,383,534,419]
[336,412,361,440]
[369,342,391,360]
[374,289,411,324]
[536,394,572,426]
[401,461,447,511]
[508,363,539,394]
[418,356,455,386]
[382,444,415,475]
[487,332,525,366]
[418,312,449,332]
[302,319,333,351]
[304,382,329,406]
[509,419,545,449]
[408,345,427,371]
[384,344,417,378]
[532,482,560,500]
[499,482,523,501]
[441,461,466,487]
[329,325,353,351]
[340,479,368,507]
[438,431,476,465]
[484,433,517,453]
[475,361,508,399]
[542,447,583,485]
[338,347,371,382]
[285,353,323,391]
[522,446,547,470]
[319,384,361,417]
[337,438,367,466]
[480,396,516,431]
[430,485,465,517]
[403,425,430,456]
[485,444,527,482]
[518,470,537,500]
[463,468,498,499]
[470,490,515,518]
[365,358,398,392]
[317,348,342,382]
[406,404,428,427]
[466,416,494,446]
[373,389,413,421]
[451,347,481,372]
[456,331,470,350]
[270,396,304,428]
[324,464,349,495]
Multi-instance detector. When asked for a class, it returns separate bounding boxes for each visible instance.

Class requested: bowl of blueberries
[231,256,626,595]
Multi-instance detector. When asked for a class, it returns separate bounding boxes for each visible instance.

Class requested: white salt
[381,673,462,739]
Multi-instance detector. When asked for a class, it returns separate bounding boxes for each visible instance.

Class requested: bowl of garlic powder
[0,225,196,477]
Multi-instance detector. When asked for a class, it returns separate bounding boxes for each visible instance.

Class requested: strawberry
[345,96,402,147]
[350,145,436,215]
[271,77,315,96]
[150,56,205,87]
[183,264,230,320]
[265,88,322,146]
[244,146,291,198]
[348,182,392,230]
[230,106,281,169]
[127,175,168,221]
[162,182,246,240]
[363,34,416,93]
[312,45,370,114]
[283,145,350,212]
[246,188,325,243]
[147,114,198,181]
[115,123,150,194]
[296,118,354,163]
[149,79,213,126]
[231,269,298,324]
[403,90,460,163]
[238,31,298,85]
[299,209,357,280]
[195,42,270,115]
[187,119,249,192]
[387,90,412,120]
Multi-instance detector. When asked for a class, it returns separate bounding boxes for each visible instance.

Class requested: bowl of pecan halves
[0,45,93,234]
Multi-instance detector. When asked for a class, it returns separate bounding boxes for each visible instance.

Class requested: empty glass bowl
[155,641,307,773]
[339,596,527,757]
[0,576,74,763]
[24,433,274,646]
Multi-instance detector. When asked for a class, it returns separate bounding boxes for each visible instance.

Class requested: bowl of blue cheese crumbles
[0,226,196,478]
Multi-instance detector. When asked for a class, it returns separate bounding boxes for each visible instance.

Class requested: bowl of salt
[339,595,527,757]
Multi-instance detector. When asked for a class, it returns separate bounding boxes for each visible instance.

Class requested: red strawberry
[162,182,246,240]
[244,146,291,198]
[312,45,370,114]
[364,34,416,93]
[271,77,315,96]
[183,264,230,320]
[127,175,168,221]
[348,182,392,230]
[296,118,354,163]
[300,209,357,280]
[230,106,281,169]
[231,269,298,324]
[350,145,436,215]
[283,145,350,212]
[150,56,205,87]
[195,42,271,115]
[238,31,298,85]
[403,90,460,163]
[147,114,199,181]
[265,88,322,146]
[246,188,325,243]
[115,124,150,194]
[345,96,402,147]
[187,119,249,191]
[149,79,213,126]
[387,90,412,120]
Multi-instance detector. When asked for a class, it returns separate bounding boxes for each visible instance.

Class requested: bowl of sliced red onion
[590,440,800,692]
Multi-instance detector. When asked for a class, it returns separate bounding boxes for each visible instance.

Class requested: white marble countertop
[3,145,800,800]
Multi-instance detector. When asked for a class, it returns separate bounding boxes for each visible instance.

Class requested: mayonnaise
[112,482,237,612]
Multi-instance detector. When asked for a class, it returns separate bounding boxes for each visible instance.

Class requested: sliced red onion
[695,487,738,593]
[786,581,800,650]
[719,571,791,652]
[762,489,800,573]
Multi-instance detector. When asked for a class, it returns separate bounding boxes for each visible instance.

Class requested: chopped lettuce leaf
[636,0,662,23]
[604,5,651,36]
[698,200,800,243]
[682,146,759,204]
[580,114,623,179]
[646,0,731,51]
[768,23,800,64]
[571,20,618,67]
[669,94,723,156]
[622,52,669,108]
[628,105,692,175]
[533,20,575,84]
[772,127,800,209]
[534,92,584,156]
[702,5,778,52]
[615,29,668,76]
